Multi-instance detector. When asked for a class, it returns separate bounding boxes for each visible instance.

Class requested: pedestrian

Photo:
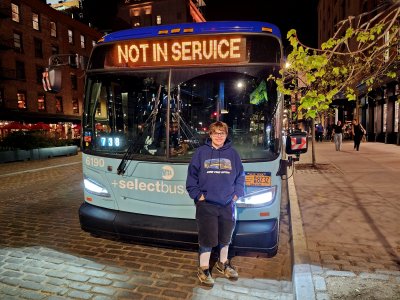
[352,119,366,151]
[186,121,245,286]
[326,124,333,141]
[316,123,324,142]
[332,120,344,151]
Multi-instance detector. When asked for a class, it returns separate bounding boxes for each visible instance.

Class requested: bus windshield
[82,65,281,162]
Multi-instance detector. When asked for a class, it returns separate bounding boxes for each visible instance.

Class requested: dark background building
[78,0,205,34]
[0,0,101,138]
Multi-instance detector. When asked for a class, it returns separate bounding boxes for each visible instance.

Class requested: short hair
[209,121,228,135]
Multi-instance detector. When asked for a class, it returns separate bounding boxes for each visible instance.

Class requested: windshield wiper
[117,85,162,175]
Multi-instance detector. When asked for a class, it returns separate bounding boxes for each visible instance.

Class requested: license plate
[245,172,271,187]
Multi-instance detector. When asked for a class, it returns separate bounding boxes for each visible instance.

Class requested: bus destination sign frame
[104,35,248,68]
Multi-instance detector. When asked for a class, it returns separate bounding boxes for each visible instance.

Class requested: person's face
[210,129,227,149]
[170,124,178,133]
[338,121,341,126]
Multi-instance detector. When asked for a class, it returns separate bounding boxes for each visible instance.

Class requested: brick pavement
[0,153,294,299]
[291,140,400,299]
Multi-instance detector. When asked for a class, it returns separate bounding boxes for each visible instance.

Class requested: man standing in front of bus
[186,121,245,286]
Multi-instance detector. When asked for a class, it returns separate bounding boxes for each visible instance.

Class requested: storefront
[359,82,399,144]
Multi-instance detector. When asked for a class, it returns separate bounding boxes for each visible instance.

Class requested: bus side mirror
[42,68,62,93]
[286,131,308,155]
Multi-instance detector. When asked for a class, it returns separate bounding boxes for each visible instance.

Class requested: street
[0,153,293,300]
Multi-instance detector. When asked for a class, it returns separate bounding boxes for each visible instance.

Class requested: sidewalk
[289,140,400,300]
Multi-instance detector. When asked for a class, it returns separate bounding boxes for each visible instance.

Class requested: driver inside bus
[142,121,188,156]
[169,121,188,156]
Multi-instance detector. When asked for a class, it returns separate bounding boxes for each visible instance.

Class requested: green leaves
[275,2,399,122]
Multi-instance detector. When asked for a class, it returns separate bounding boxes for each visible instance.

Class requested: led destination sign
[105,35,247,68]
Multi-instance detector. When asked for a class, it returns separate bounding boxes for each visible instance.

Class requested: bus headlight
[236,186,276,208]
[84,178,110,197]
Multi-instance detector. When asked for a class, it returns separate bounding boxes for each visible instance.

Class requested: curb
[288,173,316,299]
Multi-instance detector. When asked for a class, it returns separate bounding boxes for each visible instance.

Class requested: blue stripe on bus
[101,21,281,43]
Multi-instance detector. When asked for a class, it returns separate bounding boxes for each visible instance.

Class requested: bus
[46,21,307,256]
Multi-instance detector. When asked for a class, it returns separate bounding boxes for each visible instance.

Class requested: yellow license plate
[245,172,271,187]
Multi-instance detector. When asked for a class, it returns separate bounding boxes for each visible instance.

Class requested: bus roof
[100,21,281,43]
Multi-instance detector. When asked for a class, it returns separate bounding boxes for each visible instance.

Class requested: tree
[274,0,399,166]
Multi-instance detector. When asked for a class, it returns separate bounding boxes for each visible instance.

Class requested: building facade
[116,0,205,30]
[0,0,205,139]
[318,0,399,144]
[0,0,101,138]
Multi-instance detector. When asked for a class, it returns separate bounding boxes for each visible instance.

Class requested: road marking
[0,162,81,178]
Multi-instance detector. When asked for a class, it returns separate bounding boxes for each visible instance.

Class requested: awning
[1,121,29,130]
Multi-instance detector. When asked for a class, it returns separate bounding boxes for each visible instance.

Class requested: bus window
[170,67,281,161]
[83,65,281,162]
[83,71,170,158]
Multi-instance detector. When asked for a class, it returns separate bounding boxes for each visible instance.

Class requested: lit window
[11,3,19,22]
[32,13,40,31]
[72,99,79,114]
[80,34,85,48]
[56,97,63,113]
[50,21,57,37]
[38,94,46,111]
[384,31,389,62]
[157,15,162,25]
[68,29,73,44]
[17,91,26,109]
[131,8,140,17]
[144,6,152,14]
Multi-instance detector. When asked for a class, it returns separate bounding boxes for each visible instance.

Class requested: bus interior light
[84,178,111,197]
[261,27,273,33]
[236,186,276,208]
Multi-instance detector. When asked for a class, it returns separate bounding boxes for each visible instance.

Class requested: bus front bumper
[79,202,279,256]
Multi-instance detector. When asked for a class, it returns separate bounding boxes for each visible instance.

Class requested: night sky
[203,0,318,48]
[77,0,318,49]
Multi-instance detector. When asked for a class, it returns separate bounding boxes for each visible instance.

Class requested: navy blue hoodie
[186,138,245,206]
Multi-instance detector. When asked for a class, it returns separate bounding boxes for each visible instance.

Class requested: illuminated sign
[97,134,125,149]
[100,136,121,147]
[105,35,247,68]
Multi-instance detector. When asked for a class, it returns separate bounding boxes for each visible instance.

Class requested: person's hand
[199,194,205,201]
[233,195,238,202]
